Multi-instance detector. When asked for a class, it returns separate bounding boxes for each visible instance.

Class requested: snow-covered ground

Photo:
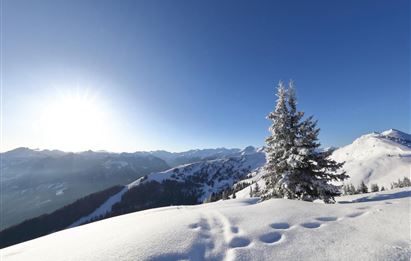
[2,188,409,261]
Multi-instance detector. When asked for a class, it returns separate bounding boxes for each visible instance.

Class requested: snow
[67,187,128,228]
[235,168,268,199]
[2,187,409,261]
[331,130,411,187]
[381,129,411,142]
[235,130,411,198]
[127,150,266,202]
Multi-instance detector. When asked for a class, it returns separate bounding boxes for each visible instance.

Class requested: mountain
[0,147,265,247]
[136,148,241,167]
[0,148,170,229]
[235,129,411,198]
[1,187,410,261]
[331,129,411,187]
[0,147,244,229]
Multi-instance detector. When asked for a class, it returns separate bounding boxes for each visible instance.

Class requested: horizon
[2,0,410,152]
[1,127,408,154]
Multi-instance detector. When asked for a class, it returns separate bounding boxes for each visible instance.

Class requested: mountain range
[0,129,410,249]
[0,147,241,229]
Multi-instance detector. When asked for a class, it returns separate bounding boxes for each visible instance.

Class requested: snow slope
[2,188,409,261]
[331,129,411,187]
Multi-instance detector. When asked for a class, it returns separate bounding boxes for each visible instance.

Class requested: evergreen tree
[342,184,349,195]
[357,181,368,194]
[263,81,292,199]
[222,190,229,200]
[254,182,260,196]
[402,177,411,187]
[397,178,404,188]
[370,183,379,192]
[263,81,348,203]
[343,183,356,195]
[380,186,385,191]
[249,186,253,197]
[349,183,356,195]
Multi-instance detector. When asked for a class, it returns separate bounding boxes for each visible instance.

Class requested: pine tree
[402,177,411,187]
[357,181,368,194]
[343,183,356,195]
[222,190,229,200]
[254,182,260,196]
[380,186,385,191]
[263,81,348,203]
[263,81,292,199]
[348,183,356,195]
[371,183,379,192]
[249,186,253,197]
[342,184,349,195]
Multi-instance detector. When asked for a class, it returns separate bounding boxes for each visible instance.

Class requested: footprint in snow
[230,226,239,234]
[270,222,290,230]
[188,223,199,229]
[228,237,251,248]
[300,222,322,229]
[259,232,283,244]
[346,212,366,218]
[315,216,338,222]
[356,206,371,210]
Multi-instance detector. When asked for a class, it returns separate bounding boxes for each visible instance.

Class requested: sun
[40,89,110,151]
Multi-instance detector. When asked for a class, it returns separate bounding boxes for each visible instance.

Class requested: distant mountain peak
[380,129,411,141]
[240,146,256,155]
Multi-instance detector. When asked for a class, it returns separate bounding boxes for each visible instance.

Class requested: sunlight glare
[40,89,111,152]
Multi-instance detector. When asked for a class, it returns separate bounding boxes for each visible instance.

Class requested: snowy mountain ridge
[331,129,411,187]
[67,147,266,226]
[130,146,265,201]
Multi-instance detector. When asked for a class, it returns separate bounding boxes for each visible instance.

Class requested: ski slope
[2,188,409,261]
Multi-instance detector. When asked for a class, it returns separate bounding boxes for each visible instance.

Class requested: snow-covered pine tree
[402,177,411,187]
[371,183,379,192]
[357,181,368,194]
[263,81,293,199]
[263,81,348,203]
[254,182,260,196]
[349,183,356,195]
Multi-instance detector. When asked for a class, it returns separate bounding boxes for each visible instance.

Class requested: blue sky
[2,0,410,152]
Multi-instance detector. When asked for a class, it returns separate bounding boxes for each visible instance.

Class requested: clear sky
[1,0,410,152]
